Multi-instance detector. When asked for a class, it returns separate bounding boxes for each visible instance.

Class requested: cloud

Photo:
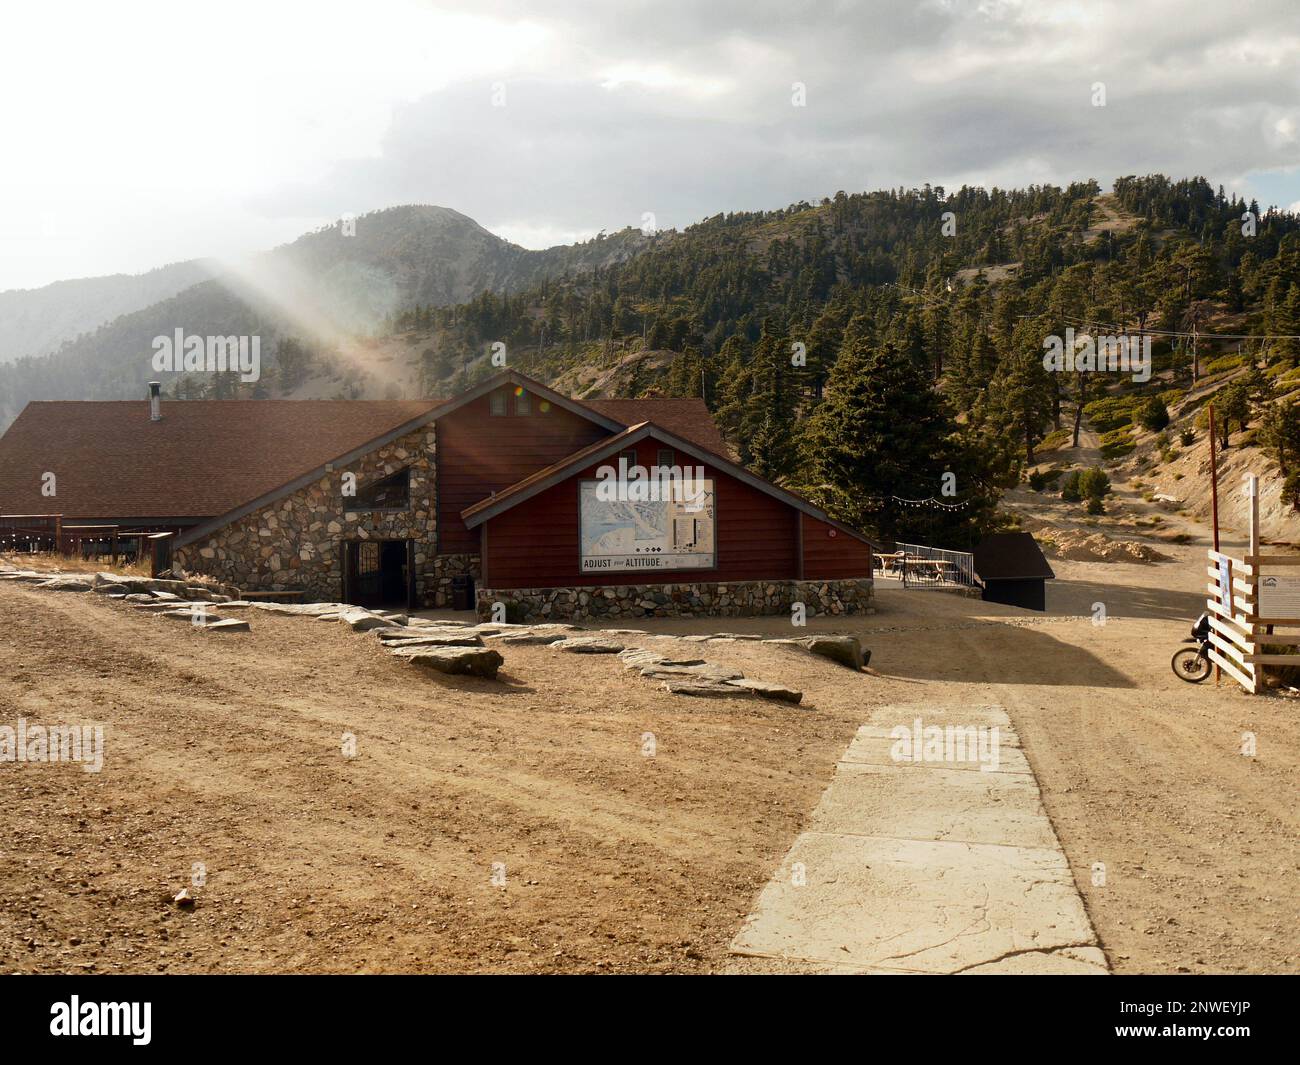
[4,0,1300,286]
[252,0,1300,246]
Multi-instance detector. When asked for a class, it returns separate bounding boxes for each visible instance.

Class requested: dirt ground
[1,517,1297,974]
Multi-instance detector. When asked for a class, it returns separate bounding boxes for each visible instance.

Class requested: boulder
[391,645,504,678]
[775,634,866,670]
[92,572,150,594]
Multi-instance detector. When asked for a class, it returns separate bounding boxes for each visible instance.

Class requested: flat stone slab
[731,832,1101,974]
[660,679,743,698]
[339,608,401,631]
[552,636,626,654]
[726,677,803,704]
[483,625,579,645]
[808,762,1055,848]
[159,607,228,625]
[377,631,485,648]
[642,663,743,682]
[37,577,93,592]
[205,618,250,633]
[839,730,1031,775]
[391,645,503,678]
[730,704,1105,975]
[252,602,341,617]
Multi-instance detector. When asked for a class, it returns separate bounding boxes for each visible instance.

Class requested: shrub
[1179,427,1195,447]
[1060,470,1083,502]
[1080,466,1111,501]
[1138,396,1170,431]
[1085,496,1104,515]
[1028,468,1062,491]
[1100,426,1136,459]
[1038,428,1071,452]
[1084,396,1142,433]
[1204,353,1245,376]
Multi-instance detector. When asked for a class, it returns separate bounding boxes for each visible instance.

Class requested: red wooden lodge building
[0,371,875,621]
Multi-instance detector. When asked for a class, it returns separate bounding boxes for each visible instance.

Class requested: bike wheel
[1171,647,1211,683]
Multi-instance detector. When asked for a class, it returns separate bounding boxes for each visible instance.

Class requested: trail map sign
[1258,574,1300,618]
[579,479,715,572]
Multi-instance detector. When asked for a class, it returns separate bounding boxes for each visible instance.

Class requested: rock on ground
[390,645,504,678]
[339,608,401,632]
[553,636,627,654]
[774,635,867,670]
[376,630,485,648]
[36,577,93,592]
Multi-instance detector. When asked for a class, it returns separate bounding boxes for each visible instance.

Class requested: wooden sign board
[1258,574,1300,620]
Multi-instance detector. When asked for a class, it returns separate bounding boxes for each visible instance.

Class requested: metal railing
[876,542,980,590]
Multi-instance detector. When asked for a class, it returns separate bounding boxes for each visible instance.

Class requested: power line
[1046,311,1300,342]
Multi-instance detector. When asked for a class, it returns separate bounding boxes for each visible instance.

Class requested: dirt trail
[0,579,872,974]
[1,526,1296,973]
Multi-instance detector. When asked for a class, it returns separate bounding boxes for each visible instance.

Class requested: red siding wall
[801,512,873,580]
[436,387,611,554]
[481,436,801,589]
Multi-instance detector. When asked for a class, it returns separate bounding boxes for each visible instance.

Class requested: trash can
[451,574,475,611]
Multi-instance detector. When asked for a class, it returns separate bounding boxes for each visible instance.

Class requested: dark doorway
[343,539,413,609]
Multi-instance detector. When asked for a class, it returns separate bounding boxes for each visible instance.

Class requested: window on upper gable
[657,449,676,469]
[489,392,507,416]
[355,467,411,510]
[515,390,531,415]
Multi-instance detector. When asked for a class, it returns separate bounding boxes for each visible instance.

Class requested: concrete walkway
[728,704,1108,974]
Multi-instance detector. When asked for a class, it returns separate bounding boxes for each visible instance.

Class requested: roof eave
[461,422,880,549]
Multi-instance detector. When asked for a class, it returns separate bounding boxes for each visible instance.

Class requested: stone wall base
[429,553,480,608]
[476,578,874,623]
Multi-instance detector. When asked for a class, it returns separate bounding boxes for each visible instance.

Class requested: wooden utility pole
[1247,473,1264,694]
[1208,403,1220,552]
[1209,402,1222,684]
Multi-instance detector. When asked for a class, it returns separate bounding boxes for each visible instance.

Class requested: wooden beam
[1207,614,1254,651]
[1208,549,1249,570]
[1206,584,1255,612]
[1206,598,1254,628]
[1209,631,1250,668]
[1208,647,1255,691]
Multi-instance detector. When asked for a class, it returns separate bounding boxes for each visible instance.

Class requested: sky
[2,0,1300,291]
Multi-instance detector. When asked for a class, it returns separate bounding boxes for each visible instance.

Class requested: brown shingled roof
[0,372,735,527]
[0,399,442,520]
[584,398,732,456]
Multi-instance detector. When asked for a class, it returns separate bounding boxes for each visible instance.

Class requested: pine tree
[804,329,964,541]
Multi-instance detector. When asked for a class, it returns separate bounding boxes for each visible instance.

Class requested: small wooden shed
[973,532,1055,612]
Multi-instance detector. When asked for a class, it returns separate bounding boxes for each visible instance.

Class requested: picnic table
[875,553,956,581]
